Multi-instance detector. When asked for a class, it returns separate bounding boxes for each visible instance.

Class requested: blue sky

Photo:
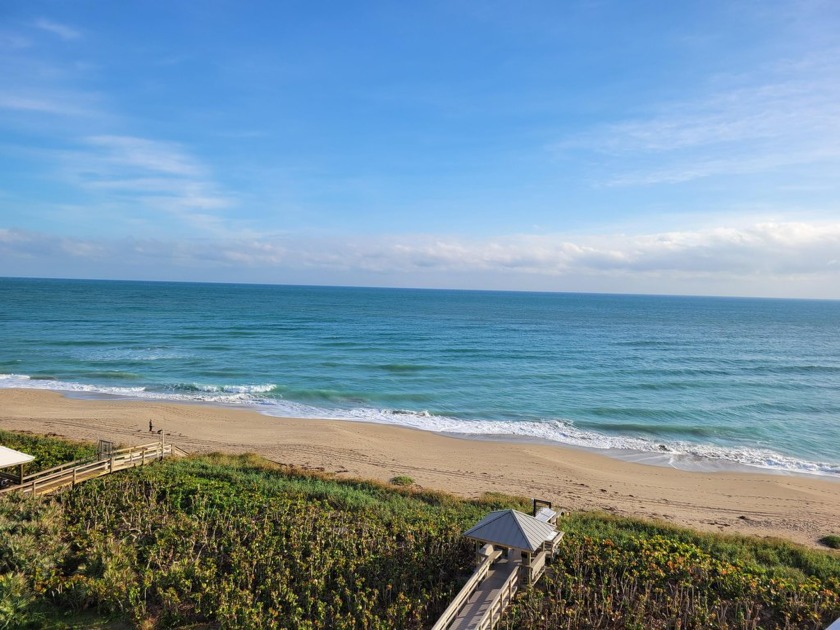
[2,1,840,297]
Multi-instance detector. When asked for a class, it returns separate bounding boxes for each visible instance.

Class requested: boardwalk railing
[527,550,547,584]
[0,441,176,497]
[431,548,500,630]
[474,565,520,630]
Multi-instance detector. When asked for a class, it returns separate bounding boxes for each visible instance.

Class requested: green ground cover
[0,431,838,629]
[507,513,840,628]
[0,429,97,475]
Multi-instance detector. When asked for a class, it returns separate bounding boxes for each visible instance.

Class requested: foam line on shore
[2,373,838,478]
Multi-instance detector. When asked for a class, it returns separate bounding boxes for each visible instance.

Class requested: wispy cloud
[34,19,81,41]
[0,31,32,49]
[41,135,234,230]
[0,91,101,117]
[557,53,840,186]
[85,135,205,178]
[0,21,232,235]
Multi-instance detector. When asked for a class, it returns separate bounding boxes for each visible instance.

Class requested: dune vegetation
[0,431,838,629]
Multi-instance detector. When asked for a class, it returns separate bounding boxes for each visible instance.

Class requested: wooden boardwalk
[448,554,520,630]
[0,440,184,497]
[432,548,527,630]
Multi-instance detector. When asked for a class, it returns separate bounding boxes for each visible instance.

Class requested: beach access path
[1,388,838,548]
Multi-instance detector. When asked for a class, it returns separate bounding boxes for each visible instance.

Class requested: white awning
[0,445,35,468]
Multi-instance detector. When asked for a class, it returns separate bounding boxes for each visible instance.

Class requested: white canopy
[0,445,34,468]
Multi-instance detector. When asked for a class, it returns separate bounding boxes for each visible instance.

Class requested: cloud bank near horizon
[3,220,838,298]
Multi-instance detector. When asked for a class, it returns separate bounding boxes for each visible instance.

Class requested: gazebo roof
[463,509,558,553]
[0,445,34,469]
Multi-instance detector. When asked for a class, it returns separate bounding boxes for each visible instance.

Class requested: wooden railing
[528,550,547,584]
[474,564,520,630]
[0,441,177,497]
[543,530,565,557]
[431,550,499,630]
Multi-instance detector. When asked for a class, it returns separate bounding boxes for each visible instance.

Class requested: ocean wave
[167,382,277,395]
[0,373,147,395]
[2,373,838,478]
[0,374,274,404]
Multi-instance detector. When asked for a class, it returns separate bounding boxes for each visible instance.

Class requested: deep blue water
[1,277,838,476]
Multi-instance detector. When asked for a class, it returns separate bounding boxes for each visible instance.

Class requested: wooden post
[522,552,531,584]
[72,468,77,486]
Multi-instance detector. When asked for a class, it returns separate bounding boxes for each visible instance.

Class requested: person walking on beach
[149,419,154,432]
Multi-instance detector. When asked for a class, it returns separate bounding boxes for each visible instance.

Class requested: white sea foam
[2,373,838,477]
[0,373,147,395]
[0,374,273,404]
[249,397,840,477]
[250,401,840,477]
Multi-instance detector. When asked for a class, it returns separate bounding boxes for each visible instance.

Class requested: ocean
[1,277,838,477]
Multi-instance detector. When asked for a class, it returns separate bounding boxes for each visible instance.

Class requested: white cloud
[34,19,81,41]
[3,221,839,297]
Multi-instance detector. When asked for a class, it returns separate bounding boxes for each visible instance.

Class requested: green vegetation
[1,450,525,629]
[821,535,840,550]
[0,431,838,629]
[506,513,840,629]
[388,475,414,487]
[0,429,96,475]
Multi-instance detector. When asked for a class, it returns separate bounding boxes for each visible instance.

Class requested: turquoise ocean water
[1,277,838,477]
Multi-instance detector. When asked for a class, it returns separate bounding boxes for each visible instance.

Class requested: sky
[1,1,840,298]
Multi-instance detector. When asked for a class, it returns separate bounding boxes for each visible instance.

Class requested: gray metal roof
[0,445,34,468]
[463,509,558,553]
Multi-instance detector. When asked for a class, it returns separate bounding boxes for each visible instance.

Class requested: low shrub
[389,475,414,486]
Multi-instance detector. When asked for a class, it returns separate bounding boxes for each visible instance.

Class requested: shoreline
[6,374,838,479]
[1,388,839,549]
[36,386,814,478]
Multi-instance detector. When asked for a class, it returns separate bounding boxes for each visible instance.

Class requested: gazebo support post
[522,551,532,583]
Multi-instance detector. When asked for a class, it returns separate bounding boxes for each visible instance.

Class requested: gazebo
[463,509,564,585]
[0,445,34,485]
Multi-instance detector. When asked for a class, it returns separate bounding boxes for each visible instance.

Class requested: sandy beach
[1,388,838,548]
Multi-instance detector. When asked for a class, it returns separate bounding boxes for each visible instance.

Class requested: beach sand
[1,388,838,548]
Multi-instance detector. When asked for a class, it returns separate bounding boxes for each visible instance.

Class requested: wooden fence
[0,440,177,497]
